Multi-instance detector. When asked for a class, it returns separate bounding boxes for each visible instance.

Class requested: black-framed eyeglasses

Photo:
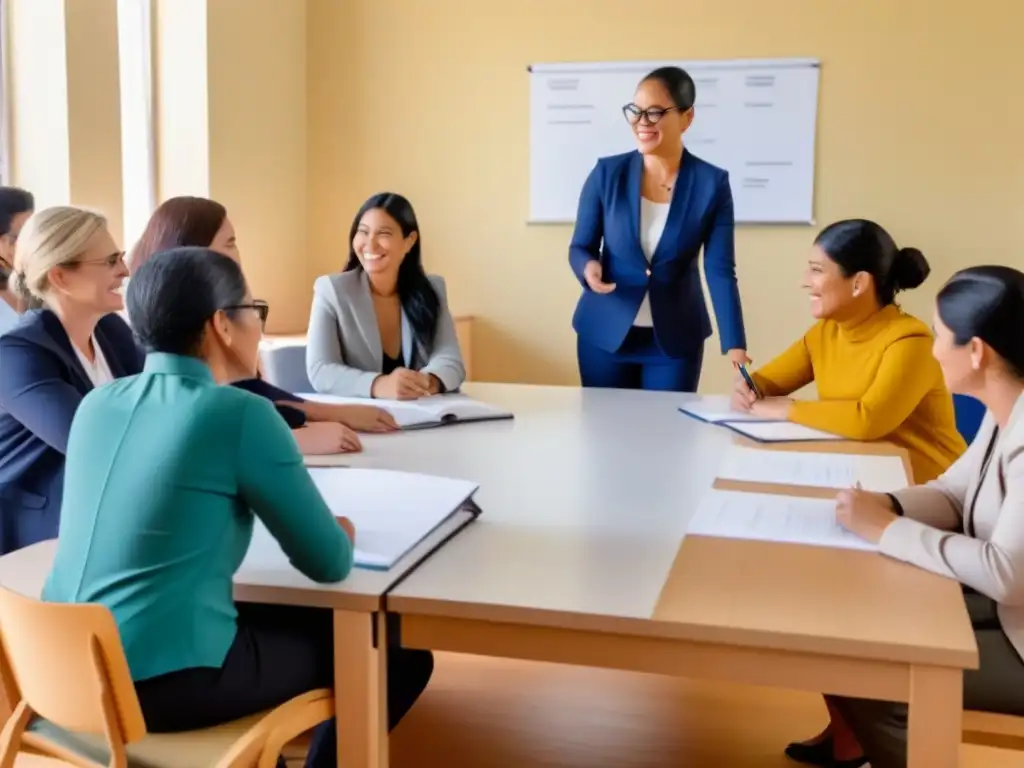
[225,299,269,329]
[622,103,688,125]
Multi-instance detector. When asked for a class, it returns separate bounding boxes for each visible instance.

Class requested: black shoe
[784,736,868,767]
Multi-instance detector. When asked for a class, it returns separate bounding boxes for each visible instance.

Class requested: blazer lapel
[652,148,695,265]
[94,320,126,378]
[36,311,92,391]
[625,152,647,266]
[354,271,383,369]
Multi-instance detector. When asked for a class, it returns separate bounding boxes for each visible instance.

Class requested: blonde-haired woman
[0,206,142,554]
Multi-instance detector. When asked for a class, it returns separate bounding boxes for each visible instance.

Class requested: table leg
[907,665,962,768]
[333,609,389,768]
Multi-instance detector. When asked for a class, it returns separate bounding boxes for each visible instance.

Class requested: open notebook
[679,396,842,443]
[302,393,513,430]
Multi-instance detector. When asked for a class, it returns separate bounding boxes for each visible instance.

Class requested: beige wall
[306,0,1024,393]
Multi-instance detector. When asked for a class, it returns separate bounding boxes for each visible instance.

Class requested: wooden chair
[0,587,332,768]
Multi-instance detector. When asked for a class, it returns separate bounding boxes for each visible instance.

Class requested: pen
[738,364,762,400]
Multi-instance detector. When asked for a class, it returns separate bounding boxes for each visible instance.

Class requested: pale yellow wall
[7,0,123,241]
[307,0,1024,393]
[152,0,308,333]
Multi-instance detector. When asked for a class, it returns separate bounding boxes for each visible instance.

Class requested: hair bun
[892,246,930,291]
[8,269,31,302]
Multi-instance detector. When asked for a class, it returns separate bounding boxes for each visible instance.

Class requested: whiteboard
[528,58,821,225]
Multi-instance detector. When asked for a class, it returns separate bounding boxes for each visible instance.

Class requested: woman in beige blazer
[820,265,1024,768]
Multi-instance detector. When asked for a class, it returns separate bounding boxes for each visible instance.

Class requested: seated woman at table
[306,192,466,400]
[819,265,1024,768]
[129,195,398,454]
[731,218,966,485]
[0,206,143,555]
[43,248,434,768]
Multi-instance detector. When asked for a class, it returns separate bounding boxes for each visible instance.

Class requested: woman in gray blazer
[306,192,466,400]
[802,266,1024,768]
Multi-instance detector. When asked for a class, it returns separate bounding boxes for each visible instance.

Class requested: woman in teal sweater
[43,247,433,767]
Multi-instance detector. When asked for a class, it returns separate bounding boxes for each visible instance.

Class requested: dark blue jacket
[569,149,747,357]
[0,310,145,554]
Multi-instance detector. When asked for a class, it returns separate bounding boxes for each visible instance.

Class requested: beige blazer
[883,393,1024,660]
[305,269,466,398]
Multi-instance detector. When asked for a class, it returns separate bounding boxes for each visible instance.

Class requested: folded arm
[568,162,604,287]
[306,283,379,398]
[881,442,1024,605]
[702,173,746,353]
[237,397,353,583]
[787,336,935,441]
[751,336,815,398]
[0,337,85,454]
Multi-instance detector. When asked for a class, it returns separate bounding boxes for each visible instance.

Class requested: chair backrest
[0,588,147,744]
[954,394,987,445]
[260,343,313,394]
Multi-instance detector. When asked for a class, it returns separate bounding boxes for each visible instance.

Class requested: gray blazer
[883,393,1024,661]
[305,269,466,398]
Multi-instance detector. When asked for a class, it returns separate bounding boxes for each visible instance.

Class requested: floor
[289,652,1024,766]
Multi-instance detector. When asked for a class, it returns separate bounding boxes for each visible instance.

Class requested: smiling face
[52,225,129,313]
[626,78,693,156]
[351,208,417,279]
[802,245,868,320]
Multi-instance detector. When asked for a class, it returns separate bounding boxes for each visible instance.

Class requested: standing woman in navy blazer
[569,66,748,391]
[0,207,143,554]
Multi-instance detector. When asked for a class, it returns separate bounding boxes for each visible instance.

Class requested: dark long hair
[936,265,1024,379]
[128,196,228,274]
[814,219,930,306]
[0,186,34,289]
[346,193,440,351]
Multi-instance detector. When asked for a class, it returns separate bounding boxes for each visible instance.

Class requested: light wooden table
[0,510,476,768]
[329,382,974,768]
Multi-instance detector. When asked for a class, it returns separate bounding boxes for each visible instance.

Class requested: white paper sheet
[679,395,776,424]
[298,392,511,429]
[717,445,909,492]
[687,490,876,552]
[721,420,844,443]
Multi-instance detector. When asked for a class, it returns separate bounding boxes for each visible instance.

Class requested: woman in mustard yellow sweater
[732,218,967,767]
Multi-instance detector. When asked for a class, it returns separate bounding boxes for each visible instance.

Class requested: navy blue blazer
[569,149,747,358]
[0,310,144,554]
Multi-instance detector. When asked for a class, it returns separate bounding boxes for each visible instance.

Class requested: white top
[72,337,114,388]
[632,198,670,327]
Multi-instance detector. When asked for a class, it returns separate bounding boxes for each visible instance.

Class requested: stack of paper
[687,489,876,552]
[301,392,513,430]
[717,445,908,492]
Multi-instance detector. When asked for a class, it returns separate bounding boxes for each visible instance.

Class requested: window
[116,0,156,247]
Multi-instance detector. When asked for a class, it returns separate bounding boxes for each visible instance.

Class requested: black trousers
[134,603,434,768]
[827,591,1024,768]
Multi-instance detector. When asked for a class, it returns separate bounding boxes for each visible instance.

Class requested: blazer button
[645,268,651,277]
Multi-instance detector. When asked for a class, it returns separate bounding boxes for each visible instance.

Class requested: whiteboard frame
[526,57,821,227]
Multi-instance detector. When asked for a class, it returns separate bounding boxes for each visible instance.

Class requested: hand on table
[371,368,432,400]
[294,421,362,455]
[336,516,356,544]
[335,404,399,433]
[749,396,793,421]
[583,261,616,294]
[835,487,898,544]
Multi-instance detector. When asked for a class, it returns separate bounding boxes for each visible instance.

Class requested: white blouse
[73,337,114,388]
[633,198,670,327]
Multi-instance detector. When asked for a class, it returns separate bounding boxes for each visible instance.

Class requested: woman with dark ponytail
[730,219,968,767]
[306,192,466,399]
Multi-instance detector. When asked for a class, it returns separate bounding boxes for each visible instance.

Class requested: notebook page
[680,395,778,424]
[309,468,479,569]
[722,421,844,442]
[687,489,876,552]
[298,393,508,428]
[718,446,908,492]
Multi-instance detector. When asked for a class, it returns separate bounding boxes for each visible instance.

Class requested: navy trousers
[577,327,704,393]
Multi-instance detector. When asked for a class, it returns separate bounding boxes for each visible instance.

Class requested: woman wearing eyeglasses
[0,206,144,554]
[569,66,748,392]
